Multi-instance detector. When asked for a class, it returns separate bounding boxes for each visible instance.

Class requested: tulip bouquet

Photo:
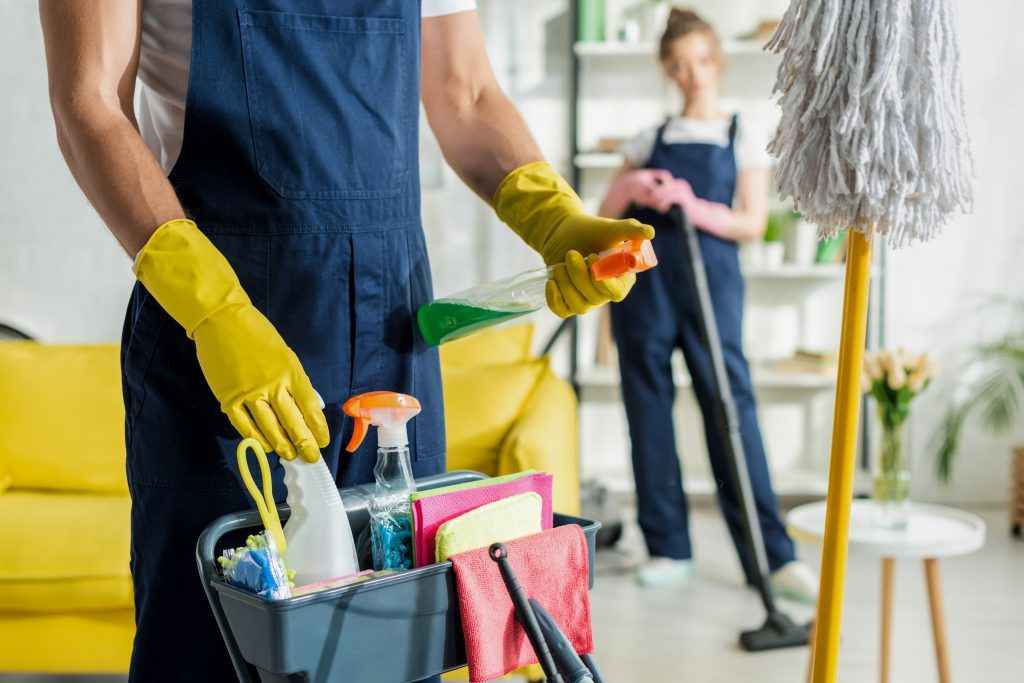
[862,349,936,527]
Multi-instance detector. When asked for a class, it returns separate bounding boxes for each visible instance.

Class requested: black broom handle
[670,205,778,616]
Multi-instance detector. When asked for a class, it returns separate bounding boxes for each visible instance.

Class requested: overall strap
[655,117,673,146]
[727,113,739,146]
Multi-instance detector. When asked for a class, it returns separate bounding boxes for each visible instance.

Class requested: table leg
[924,558,951,683]
[880,558,895,683]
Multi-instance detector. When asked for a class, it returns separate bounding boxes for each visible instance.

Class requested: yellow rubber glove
[134,219,329,462]
[492,161,655,318]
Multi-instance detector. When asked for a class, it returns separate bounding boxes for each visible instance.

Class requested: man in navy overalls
[41,2,654,680]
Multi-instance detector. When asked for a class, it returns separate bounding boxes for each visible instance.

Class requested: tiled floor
[589,505,1022,683]
[4,506,1019,683]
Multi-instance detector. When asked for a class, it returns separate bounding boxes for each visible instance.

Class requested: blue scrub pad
[219,533,292,600]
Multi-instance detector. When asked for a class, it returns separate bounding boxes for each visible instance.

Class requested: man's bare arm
[40,0,184,257]
[421,11,544,202]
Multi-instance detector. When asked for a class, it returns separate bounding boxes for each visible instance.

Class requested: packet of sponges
[218,532,293,600]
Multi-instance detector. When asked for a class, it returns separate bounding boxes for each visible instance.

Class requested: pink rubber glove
[601,169,675,218]
[648,179,735,237]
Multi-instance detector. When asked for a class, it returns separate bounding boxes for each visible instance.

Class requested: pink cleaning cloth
[449,525,593,682]
[411,472,553,567]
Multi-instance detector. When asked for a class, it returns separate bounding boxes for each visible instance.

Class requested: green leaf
[932,406,966,483]
[977,370,1020,433]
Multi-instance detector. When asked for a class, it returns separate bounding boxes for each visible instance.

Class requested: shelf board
[574,152,624,169]
[743,264,844,281]
[574,39,776,59]
[578,364,835,402]
[588,467,865,498]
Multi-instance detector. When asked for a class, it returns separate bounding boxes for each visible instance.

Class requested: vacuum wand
[530,599,596,683]
[489,543,564,683]
[669,205,809,652]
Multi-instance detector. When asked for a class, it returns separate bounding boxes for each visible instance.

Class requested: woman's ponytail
[659,7,721,62]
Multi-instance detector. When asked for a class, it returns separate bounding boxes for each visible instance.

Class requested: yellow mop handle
[812,231,872,683]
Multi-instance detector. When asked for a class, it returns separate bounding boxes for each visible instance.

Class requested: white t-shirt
[137,0,478,173]
[619,115,772,172]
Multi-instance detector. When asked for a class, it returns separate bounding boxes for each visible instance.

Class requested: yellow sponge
[434,492,543,563]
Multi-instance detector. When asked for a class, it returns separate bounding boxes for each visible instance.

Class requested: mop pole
[811,230,872,683]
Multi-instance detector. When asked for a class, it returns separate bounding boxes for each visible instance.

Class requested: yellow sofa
[0,342,134,673]
[0,324,578,675]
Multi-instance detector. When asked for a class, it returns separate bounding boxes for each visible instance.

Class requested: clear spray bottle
[416,238,657,346]
[343,391,421,571]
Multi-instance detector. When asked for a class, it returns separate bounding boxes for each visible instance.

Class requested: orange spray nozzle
[589,239,658,281]
[342,391,422,452]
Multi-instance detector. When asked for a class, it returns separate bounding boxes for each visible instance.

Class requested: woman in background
[600,8,816,601]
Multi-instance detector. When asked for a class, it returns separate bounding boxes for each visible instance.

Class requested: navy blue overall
[120,1,443,680]
[609,116,795,582]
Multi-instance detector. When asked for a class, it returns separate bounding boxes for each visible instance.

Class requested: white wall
[887,1,1024,502]
[1,1,1020,502]
[0,3,134,342]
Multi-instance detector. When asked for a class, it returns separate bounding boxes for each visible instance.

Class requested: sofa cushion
[0,342,127,494]
[0,611,134,673]
[0,460,10,495]
[499,367,580,515]
[442,358,546,462]
[439,324,534,370]
[0,491,132,611]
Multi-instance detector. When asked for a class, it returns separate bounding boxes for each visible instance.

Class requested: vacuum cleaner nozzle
[739,611,811,652]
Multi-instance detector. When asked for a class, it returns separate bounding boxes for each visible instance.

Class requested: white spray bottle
[342,391,421,570]
[280,455,360,586]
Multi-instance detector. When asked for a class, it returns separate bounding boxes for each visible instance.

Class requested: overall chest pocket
[238,11,408,199]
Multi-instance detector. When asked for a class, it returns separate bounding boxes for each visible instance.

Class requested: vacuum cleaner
[668,204,810,652]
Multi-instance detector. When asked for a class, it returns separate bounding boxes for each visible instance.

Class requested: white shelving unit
[574,152,624,169]
[743,265,844,282]
[577,364,834,403]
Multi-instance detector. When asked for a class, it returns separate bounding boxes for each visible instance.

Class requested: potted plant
[862,349,936,528]
[933,299,1024,537]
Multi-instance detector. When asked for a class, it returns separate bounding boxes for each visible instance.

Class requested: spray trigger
[590,238,658,281]
[346,417,371,453]
[342,391,422,452]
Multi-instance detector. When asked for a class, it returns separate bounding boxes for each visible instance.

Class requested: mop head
[767,0,973,246]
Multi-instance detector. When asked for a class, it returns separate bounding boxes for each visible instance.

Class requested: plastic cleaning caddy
[417,238,658,346]
[343,391,421,571]
[198,470,601,683]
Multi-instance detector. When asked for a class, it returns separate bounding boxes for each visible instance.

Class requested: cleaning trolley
[200,439,601,683]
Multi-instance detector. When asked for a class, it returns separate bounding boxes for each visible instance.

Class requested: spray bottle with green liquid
[417,238,658,346]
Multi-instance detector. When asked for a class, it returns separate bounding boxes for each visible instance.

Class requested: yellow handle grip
[236,438,287,554]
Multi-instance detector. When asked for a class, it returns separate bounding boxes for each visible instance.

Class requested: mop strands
[767,0,973,246]
[765,1,973,681]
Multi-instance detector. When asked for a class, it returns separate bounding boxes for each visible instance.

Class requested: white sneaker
[770,561,819,604]
[635,557,694,587]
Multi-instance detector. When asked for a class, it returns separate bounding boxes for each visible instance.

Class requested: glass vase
[873,419,911,529]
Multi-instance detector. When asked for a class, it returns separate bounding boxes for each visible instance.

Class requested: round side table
[787,500,986,683]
